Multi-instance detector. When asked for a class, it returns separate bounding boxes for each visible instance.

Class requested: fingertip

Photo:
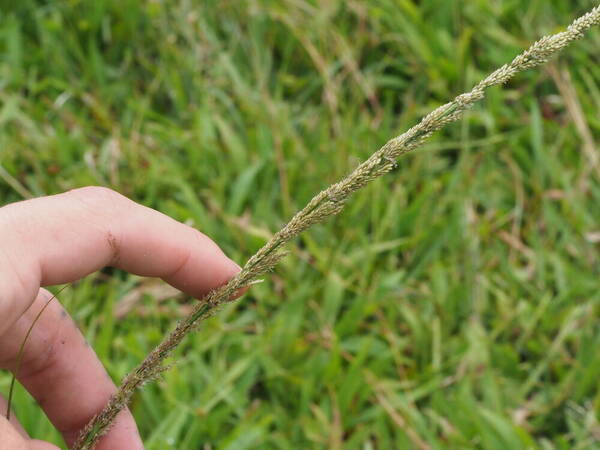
[230,259,242,273]
[227,258,243,281]
[212,257,246,300]
[232,284,249,300]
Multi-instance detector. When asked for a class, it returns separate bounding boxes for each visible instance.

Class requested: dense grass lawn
[1,1,600,448]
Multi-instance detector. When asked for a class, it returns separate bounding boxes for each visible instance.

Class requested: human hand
[0,187,242,449]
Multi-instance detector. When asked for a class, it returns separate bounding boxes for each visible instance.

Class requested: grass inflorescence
[73,5,600,449]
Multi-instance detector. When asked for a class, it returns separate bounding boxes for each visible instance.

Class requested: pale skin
[0,187,243,449]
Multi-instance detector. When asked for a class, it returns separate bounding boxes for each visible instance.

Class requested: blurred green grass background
[1,0,600,448]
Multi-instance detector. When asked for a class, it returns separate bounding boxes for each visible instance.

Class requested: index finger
[0,186,241,328]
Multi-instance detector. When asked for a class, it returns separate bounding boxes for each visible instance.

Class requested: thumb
[0,414,30,450]
[0,400,59,450]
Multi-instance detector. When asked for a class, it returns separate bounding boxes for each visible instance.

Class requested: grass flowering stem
[73,6,600,449]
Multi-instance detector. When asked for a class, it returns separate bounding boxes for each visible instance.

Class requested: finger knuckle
[68,186,125,206]
[0,263,38,338]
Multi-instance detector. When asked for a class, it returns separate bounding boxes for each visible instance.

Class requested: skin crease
[0,187,243,449]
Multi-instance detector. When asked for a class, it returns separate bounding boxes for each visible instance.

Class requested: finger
[0,414,29,450]
[0,186,242,332]
[0,399,60,450]
[0,289,143,449]
[0,393,28,439]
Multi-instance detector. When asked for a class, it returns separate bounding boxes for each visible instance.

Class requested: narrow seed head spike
[74,7,600,449]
